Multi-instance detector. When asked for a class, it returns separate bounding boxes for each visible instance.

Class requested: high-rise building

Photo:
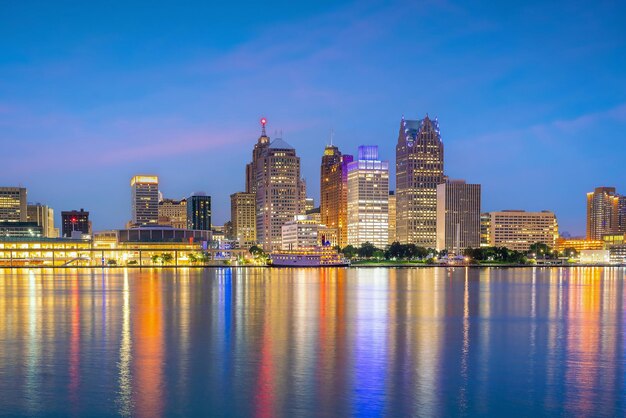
[158,198,187,229]
[187,194,211,230]
[487,210,558,252]
[586,187,624,239]
[436,180,481,254]
[0,187,27,222]
[246,118,271,194]
[27,203,57,238]
[298,179,308,215]
[396,115,444,247]
[255,134,303,251]
[131,175,159,226]
[320,145,353,248]
[388,191,396,244]
[347,145,389,248]
[61,209,91,238]
[230,192,257,248]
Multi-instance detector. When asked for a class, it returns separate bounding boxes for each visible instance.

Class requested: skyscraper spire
[260,117,267,137]
[330,128,334,146]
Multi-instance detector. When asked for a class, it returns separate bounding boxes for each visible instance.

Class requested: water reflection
[0,267,624,417]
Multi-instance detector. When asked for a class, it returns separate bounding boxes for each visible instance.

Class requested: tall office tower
[320,145,354,248]
[436,180,481,254]
[158,198,187,229]
[347,145,389,248]
[298,179,308,214]
[487,210,558,252]
[619,196,626,233]
[255,136,302,251]
[0,187,27,222]
[61,209,91,238]
[230,192,257,248]
[187,193,211,230]
[388,191,396,244]
[131,175,159,226]
[27,203,57,238]
[396,115,444,247]
[246,118,271,194]
[586,187,623,239]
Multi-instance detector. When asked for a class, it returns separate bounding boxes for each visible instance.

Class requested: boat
[270,247,350,267]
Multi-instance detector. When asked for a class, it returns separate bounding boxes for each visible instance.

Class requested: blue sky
[1,0,625,235]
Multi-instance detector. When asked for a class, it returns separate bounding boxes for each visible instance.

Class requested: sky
[1,0,625,236]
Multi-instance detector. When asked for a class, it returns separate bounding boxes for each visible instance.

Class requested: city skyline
[1,1,625,235]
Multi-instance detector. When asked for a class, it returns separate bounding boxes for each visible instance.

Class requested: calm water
[0,267,625,417]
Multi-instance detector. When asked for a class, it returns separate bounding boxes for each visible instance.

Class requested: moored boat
[270,247,350,267]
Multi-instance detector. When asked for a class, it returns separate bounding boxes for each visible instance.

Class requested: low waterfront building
[579,249,610,264]
[487,210,558,252]
[554,237,604,252]
[281,215,320,250]
[609,244,626,264]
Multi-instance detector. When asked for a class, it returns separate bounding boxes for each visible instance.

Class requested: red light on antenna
[260,117,267,126]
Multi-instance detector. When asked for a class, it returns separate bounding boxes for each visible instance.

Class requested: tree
[528,242,552,259]
[357,242,378,258]
[249,245,265,257]
[562,247,579,258]
[341,245,357,259]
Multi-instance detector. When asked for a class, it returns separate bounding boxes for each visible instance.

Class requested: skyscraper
[396,115,444,247]
[61,209,90,238]
[320,145,353,248]
[0,187,27,222]
[131,175,159,226]
[230,192,256,248]
[586,187,624,239]
[255,134,303,251]
[347,145,389,248]
[187,193,211,230]
[246,118,271,194]
[436,180,481,254]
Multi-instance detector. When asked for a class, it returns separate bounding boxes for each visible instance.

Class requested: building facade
[281,215,320,250]
[230,192,257,248]
[396,116,444,247]
[0,187,27,222]
[131,175,159,226]
[488,210,558,252]
[436,180,481,253]
[388,191,396,244]
[27,203,57,238]
[61,209,91,238]
[586,187,625,239]
[347,146,389,248]
[254,136,303,251]
[320,145,353,248]
[158,198,187,229]
[187,194,211,230]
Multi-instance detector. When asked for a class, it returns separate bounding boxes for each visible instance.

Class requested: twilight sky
[1,0,625,236]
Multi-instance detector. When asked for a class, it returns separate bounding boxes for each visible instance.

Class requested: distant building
[0,222,42,238]
[480,213,491,247]
[187,194,211,230]
[487,210,558,252]
[61,209,91,238]
[347,145,389,248]
[396,116,444,247]
[0,187,27,222]
[281,215,320,250]
[230,192,256,248]
[27,203,57,238]
[320,144,353,248]
[305,197,315,213]
[586,187,625,239]
[246,118,271,194]
[388,191,396,244]
[436,180,481,254]
[158,198,187,229]
[305,206,321,224]
[131,175,159,226]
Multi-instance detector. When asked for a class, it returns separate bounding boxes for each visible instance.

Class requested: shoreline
[0,263,624,270]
